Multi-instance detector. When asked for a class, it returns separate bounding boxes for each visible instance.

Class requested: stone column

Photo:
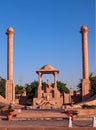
[37,72,42,98]
[38,72,42,87]
[80,25,90,101]
[54,72,57,88]
[6,27,15,103]
[53,72,60,98]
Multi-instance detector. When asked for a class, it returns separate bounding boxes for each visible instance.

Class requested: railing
[68,116,96,127]
[12,114,96,127]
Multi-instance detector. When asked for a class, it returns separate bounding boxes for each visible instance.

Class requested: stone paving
[0,109,94,128]
[0,120,93,128]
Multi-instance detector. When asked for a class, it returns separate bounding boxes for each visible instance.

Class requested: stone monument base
[82,79,90,101]
[6,80,15,103]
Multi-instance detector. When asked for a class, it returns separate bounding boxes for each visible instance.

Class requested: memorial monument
[33,64,63,109]
[80,25,90,101]
[2,25,91,105]
[5,27,15,103]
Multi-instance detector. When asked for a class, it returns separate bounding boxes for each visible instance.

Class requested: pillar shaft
[81,30,89,79]
[54,72,57,88]
[38,72,42,87]
[6,32,14,80]
[37,72,42,98]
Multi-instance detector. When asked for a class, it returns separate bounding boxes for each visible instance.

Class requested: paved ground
[0,120,93,128]
[0,109,94,128]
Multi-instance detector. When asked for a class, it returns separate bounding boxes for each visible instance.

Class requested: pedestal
[6,80,15,102]
[82,79,90,101]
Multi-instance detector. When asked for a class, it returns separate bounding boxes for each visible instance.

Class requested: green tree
[52,81,69,94]
[89,73,96,96]
[0,76,6,97]
[15,85,24,94]
[77,79,82,94]
[25,81,38,99]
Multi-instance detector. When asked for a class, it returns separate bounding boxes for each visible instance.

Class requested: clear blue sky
[0,0,95,90]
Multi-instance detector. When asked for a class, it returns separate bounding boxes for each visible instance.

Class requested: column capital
[38,72,42,76]
[6,27,14,35]
[80,25,88,33]
[53,71,58,76]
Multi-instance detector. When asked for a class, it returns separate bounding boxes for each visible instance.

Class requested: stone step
[12,116,92,121]
[12,116,67,121]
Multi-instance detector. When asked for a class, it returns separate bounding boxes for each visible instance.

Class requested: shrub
[81,104,96,109]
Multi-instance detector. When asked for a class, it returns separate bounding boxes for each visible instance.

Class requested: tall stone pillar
[80,25,90,101]
[6,27,15,103]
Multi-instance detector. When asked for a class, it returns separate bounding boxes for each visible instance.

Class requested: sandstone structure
[5,27,15,103]
[33,64,63,109]
[80,25,90,101]
[3,25,91,106]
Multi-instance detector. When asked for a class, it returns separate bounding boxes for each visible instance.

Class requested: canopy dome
[36,64,59,74]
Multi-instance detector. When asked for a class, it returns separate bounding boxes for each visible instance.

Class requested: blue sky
[0,0,95,90]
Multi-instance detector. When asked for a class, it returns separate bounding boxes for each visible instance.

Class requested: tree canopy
[25,81,38,99]
[89,73,96,96]
[15,85,24,94]
[0,76,6,97]
[52,81,69,94]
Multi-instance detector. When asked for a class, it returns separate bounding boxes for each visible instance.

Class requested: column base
[82,79,91,101]
[6,80,15,103]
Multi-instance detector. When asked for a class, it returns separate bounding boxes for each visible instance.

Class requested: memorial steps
[12,109,68,121]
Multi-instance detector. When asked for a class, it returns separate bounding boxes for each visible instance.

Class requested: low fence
[12,115,96,128]
[68,116,96,127]
[13,115,96,127]
[1,115,96,129]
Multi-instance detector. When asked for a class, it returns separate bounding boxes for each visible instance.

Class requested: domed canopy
[36,64,59,74]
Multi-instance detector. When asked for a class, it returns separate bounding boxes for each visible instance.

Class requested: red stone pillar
[80,25,90,101]
[6,27,15,103]
[37,72,42,98]
[53,72,60,98]
[38,72,42,87]
[54,72,57,88]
